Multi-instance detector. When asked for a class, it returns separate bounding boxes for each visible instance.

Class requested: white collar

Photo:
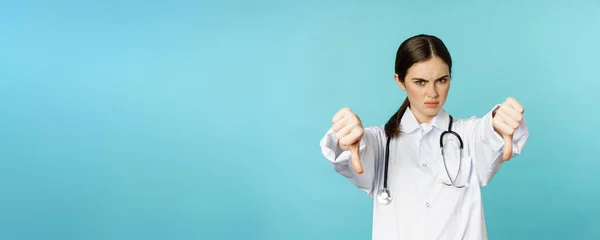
[400,107,451,133]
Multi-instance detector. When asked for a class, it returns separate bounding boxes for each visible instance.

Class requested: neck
[409,105,434,124]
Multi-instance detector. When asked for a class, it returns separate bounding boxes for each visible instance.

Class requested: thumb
[502,134,513,161]
[349,143,363,174]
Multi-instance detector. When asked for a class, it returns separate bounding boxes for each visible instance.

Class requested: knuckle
[493,116,501,123]
[498,106,507,113]
[516,115,524,122]
[356,127,364,136]
[347,119,356,126]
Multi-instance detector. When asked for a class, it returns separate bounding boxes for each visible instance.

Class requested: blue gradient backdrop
[1,0,599,239]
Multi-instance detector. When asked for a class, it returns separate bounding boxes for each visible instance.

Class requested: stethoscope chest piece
[376,188,392,205]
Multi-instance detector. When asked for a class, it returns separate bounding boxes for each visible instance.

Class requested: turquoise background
[1,0,599,239]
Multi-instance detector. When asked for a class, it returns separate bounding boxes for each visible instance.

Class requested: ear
[394,74,406,91]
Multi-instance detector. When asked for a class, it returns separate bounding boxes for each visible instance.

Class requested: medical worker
[319,34,530,240]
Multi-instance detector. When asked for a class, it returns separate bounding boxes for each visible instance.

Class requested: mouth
[424,101,439,108]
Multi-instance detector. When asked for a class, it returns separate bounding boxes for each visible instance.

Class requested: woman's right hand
[331,107,364,174]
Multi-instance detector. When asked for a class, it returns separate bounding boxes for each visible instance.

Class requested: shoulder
[448,107,498,140]
[361,125,387,145]
[449,117,481,139]
[451,105,498,127]
[453,115,484,126]
[364,125,386,136]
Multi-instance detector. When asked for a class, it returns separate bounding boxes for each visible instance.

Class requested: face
[395,56,450,124]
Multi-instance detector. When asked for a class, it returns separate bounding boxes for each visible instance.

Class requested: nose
[427,82,439,98]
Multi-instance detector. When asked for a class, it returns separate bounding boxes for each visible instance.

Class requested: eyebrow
[412,75,450,81]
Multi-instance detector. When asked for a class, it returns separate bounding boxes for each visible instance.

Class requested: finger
[339,127,362,146]
[332,117,348,132]
[335,124,353,139]
[494,119,514,161]
[494,118,515,136]
[503,134,513,161]
[501,106,524,123]
[349,144,363,174]
[332,107,349,123]
[506,98,524,113]
[496,109,520,129]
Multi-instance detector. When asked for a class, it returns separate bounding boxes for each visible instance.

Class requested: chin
[425,108,441,116]
[424,106,440,112]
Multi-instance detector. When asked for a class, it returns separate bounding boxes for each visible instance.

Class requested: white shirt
[320,105,530,240]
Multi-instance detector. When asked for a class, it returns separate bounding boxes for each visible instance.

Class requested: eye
[415,80,426,86]
[437,78,448,84]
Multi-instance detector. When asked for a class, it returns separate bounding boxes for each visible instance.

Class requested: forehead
[406,56,450,79]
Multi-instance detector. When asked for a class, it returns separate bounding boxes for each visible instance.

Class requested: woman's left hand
[492,97,525,161]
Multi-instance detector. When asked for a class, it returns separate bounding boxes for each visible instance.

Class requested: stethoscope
[376,115,465,205]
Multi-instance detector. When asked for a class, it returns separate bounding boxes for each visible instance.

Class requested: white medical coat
[320,105,530,240]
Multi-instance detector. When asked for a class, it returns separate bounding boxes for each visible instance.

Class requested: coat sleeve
[466,105,530,187]
[319,126,385,198]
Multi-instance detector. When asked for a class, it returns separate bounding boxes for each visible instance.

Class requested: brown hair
[384,34,453,138]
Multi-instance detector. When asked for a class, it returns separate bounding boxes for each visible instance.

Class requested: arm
[468,99,530,187]
[320,126,384,197]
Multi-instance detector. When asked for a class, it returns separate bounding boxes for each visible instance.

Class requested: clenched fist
[332,107,364,174]
[492,97,525,161]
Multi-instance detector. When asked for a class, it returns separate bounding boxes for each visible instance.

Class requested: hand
[492,97,525,161]
[331,107,365,174]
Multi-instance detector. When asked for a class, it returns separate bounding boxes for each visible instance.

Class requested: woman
[319,34,530,240]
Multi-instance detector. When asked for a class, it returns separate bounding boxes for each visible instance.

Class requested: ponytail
[384,97,410,138]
